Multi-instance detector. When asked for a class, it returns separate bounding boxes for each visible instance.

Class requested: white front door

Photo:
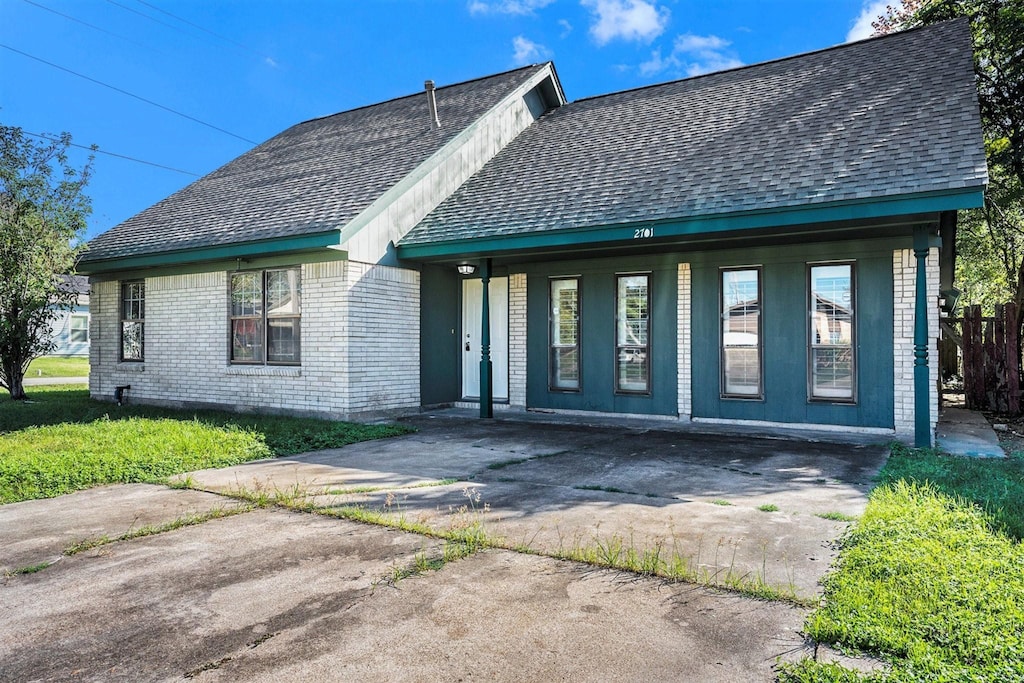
[462,277,509,400]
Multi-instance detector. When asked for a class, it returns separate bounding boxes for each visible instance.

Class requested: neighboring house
[45,275,90,357]
[78,20,986,447]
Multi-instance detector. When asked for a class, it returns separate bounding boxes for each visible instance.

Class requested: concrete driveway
[0,412,888,681]
[183,412,887,598]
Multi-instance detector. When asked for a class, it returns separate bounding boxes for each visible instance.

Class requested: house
[45,275,90,358]
[78,19,987,447]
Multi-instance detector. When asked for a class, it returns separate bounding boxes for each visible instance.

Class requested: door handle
[465,341,471,352]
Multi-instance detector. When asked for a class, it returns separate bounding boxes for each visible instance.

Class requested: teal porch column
[479,258,493,418]
[913,226,931,447]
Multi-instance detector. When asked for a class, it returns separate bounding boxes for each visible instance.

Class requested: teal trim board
[78,231,343,274]
[397,187,982,260]
[479,258,494,418]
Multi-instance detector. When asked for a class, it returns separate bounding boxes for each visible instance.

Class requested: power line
[20,0,166,57]
[103,0,193,39]
[0,43,258,145]
[133,0,272,61]
[22,131,200,176]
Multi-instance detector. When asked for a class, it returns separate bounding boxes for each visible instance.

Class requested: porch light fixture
[457,264,477,276]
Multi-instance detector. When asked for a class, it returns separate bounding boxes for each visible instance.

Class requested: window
[549,278,580,391]
[721,268,761,398]
[615,273,650,393]
[230,269,301,365]
[70,314,89,343]
[809,263,855,401]
[121,281,144,361]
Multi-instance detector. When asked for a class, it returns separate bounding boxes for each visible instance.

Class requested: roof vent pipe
[424,79,441,128]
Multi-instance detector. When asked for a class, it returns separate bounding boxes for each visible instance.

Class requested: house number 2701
[633,227,654,239]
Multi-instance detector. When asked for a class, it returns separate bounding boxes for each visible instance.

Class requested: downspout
[913,225,932,447]
[479,258,493,418]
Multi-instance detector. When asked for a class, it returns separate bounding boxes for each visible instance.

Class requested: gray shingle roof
[81,64,549,264]
[401,19,986,247]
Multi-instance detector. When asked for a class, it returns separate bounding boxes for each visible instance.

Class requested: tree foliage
[0,126,93,400]
[874,0,1024,324]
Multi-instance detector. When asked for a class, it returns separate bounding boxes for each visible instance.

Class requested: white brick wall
[893,248,940,442]
[89,260,420,420]
[677,263,692,419]
[344,261,420,414]
[508,272,527,408]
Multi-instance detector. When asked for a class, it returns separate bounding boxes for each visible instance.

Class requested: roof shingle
[82,65,549,263]
[401,19,986,247]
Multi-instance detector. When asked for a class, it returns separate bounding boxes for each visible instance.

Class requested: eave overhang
[77,230,344,275]
[396,186,984,263]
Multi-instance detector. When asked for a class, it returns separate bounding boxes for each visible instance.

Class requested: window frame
[719,266,763,400]
[229,268,301,367]
[69,313,90,344]
[614,272,652,396]
[548,276,582,392]
[807,261,857,403]
[120,280,144,362]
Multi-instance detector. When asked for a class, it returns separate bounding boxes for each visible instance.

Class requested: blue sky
[0,0,892,241]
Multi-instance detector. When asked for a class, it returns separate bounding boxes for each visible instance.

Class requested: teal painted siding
[419,237,903,428]
[524,256,678,416]
[689,240,899,428]
[419,265,461,406]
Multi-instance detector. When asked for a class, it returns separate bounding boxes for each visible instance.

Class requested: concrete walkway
[936,408,1005,458]
[22,375,88,386]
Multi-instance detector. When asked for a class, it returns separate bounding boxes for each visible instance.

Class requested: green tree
[0,126,93,400]
[874,0,1024,328]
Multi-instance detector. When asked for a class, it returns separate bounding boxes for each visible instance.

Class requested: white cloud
[639,33,744,78]
[558,18,573,37]
[512,35,551,64]
[469,0,555,15]
[847,0,889,42]
[638,32,745,78]
[582,0,670,45]
[639,48,669,77]
[674,34,728,53]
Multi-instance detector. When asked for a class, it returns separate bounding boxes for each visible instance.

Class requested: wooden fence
[959,303,1020,414]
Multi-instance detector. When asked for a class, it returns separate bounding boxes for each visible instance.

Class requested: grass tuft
[711,499,733,506]
[777,659,866,682]
[5,561,53,577]
[575,484,627,494]
[815,511,857,522]
[63,506,251,555]
[757,503,779,512]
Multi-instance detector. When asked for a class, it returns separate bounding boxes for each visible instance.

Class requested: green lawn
[25,356,90,378]
[0,385,414,504]
[779,446,1024,682]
